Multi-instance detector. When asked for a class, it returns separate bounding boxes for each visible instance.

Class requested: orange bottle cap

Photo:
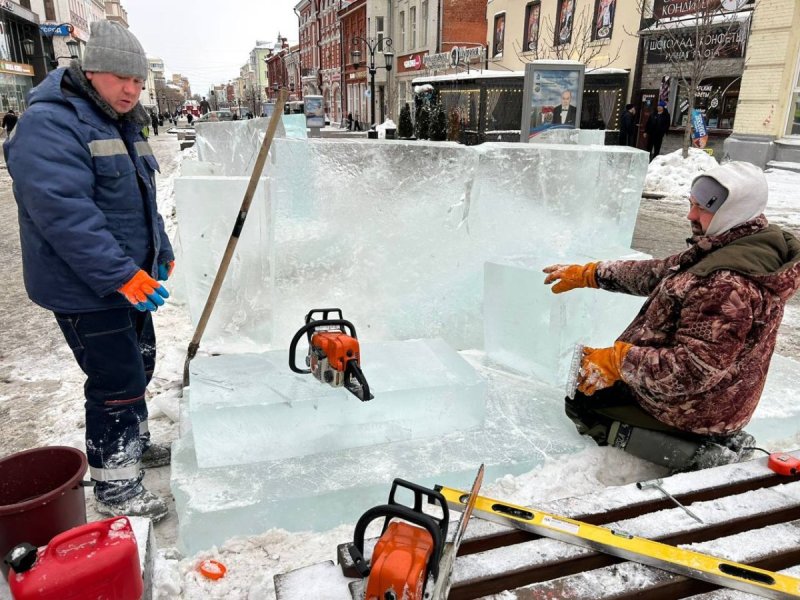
[198,559,227,580]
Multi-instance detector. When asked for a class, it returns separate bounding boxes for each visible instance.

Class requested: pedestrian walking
[150,111,159,136]
[644,100,670,161]
[2,109,18,137]
[186,112,194,126]
[3,20,174,520]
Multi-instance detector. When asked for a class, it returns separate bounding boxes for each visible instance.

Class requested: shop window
[485,87,523,132]
[787,58,800,136]
[580,87,622,130]
[440,88,480,132]
[673,77,740,130]
[493,13,505,58]
[523,2,541,53]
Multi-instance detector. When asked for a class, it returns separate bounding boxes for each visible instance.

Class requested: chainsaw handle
[350,504,445,581]
[288,318,359,374]
[388,478,449,536]
[305,308,344,323]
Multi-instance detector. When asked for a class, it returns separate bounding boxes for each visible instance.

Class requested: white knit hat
[82,21,147,79]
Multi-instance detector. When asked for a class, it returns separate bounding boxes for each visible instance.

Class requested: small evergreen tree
[415,105,430,140]
[398,103,414,139]
[429,101,447,141]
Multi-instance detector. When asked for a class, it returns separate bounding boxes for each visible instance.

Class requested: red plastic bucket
[0,446,88,579]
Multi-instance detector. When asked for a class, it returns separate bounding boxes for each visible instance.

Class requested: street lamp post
[22,25,80,71]
[351,36,394,127]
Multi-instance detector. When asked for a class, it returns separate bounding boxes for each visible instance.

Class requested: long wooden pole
[182,89,288,386]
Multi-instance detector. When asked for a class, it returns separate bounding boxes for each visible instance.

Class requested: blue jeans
[55,308,155,503]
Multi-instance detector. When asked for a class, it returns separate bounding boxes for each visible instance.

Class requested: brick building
[340,0,369,127]
[266,38,291,103]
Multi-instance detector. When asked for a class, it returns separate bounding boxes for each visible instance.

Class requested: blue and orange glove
[157,260,175,281]
[543,263,599,294]
[577,341,632,396]
[118,270,169,312]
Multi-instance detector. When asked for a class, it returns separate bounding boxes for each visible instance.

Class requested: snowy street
[2,134,800,597]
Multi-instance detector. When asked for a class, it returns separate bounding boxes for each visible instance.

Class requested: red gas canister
[8,517,142,600]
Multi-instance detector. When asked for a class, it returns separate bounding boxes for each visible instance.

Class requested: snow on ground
[2,140,800,599]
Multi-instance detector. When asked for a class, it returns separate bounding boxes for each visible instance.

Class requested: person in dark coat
[186,111,194,126]
[150,111,159,136]
[2,109,18,135]
[645,101,671,161]
[3,21,173,521]
[618,103,636,147]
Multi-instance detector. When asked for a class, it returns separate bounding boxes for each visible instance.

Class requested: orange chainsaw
[348,479,449,600]
[289,308,373,401]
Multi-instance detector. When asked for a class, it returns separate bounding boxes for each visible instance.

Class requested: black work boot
[95,487,169,522]
[141,442,171,469]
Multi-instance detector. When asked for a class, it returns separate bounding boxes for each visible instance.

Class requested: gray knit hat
[82,21,147,79]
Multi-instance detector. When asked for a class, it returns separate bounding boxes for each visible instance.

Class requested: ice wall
[266,139,649,350]
[533,129,606,145]
[484,250,649,385]
[173,176,272,350]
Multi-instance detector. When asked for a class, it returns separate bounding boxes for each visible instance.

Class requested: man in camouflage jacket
[544,161,800,470]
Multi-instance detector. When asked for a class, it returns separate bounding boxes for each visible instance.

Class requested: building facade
[340,0,368,126]
[1,1,42,111]
[724,0,800,166]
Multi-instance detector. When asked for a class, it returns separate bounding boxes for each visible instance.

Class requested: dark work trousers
[565,382,694,446]
[54,308,155,503]
[647,135,664,162]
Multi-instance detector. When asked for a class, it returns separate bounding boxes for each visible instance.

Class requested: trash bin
[385,128,397,140]
[368,130,379,139]
[0,446,88,579]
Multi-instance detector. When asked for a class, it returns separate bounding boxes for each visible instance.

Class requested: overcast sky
[126,0,299,95]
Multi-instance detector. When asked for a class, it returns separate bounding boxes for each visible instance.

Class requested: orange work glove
[577,341,632,396]
[542,263,599,294]
[118,270,170,312]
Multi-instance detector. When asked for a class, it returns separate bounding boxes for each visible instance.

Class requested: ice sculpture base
[172,357,588,554]
[484,250,649,386]
[189,339,487,468]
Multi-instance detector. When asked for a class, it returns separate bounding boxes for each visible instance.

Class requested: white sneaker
[96,489,169,522]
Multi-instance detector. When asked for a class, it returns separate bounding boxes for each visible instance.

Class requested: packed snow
[2,142,800,599]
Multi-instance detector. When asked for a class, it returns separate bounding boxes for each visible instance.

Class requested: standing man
[150,110,159,136]
[3,21,174,520]
[644,100,670,161]
[2,108,17,136]
[543,162,800,472]
[618,103,636,147]
[552,90,577,126]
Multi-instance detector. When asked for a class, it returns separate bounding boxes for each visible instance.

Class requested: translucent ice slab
[173,176,272,350]
[748,353,800,443]
[532,128,606,145]
[484,250,649,386]
[189,339,487,468]
[265,139,649,351]
[195,115,306,176]
[172,356,588,554]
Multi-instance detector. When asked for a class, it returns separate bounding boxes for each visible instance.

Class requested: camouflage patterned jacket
[596,215,800,435]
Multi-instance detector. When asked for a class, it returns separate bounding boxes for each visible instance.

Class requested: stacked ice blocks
[484,250,649,385]
[173,357,589,554]
[189,339,487,468]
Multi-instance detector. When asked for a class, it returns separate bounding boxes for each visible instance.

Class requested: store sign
[1,0,38,22]
[653,0,750,18]
[40,23,73,36]
[647,24,746,63]
[403,55,423,70]
[0,60,34,76]
[423,46,485,71]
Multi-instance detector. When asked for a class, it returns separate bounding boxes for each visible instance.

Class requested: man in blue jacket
[4,21,174,520]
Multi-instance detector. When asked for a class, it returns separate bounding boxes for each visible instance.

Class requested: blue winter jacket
[3,68,174,313]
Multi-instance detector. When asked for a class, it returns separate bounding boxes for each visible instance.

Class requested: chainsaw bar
[437,485,800,599]
[428,464,485,600]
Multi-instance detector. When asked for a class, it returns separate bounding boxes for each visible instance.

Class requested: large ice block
[264,139,649,351]
[195,115,306,175]
[189,339,487,468]
[532,128,606,145]
[173,176,272,350]
[172,356,588,553]
[484,250,649,385]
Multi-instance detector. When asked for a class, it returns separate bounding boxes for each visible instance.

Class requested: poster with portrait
[524,2,541,52]
[520,61,585,141]
[493,13,506,57]
[593,0,616,41]
[555,0,575,45]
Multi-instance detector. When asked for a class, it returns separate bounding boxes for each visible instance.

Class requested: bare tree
[631,0,752,157]
[512,4,622,69]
